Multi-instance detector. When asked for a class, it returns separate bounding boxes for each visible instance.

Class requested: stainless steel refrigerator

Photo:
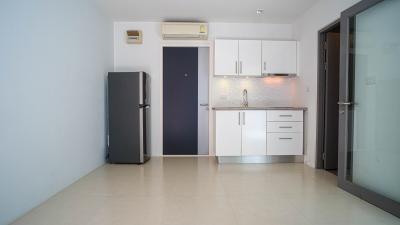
[107,72,150,164]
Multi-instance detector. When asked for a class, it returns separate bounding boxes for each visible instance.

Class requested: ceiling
[94,0,319,23]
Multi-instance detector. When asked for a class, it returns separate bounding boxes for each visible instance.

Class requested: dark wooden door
[163,47,198,155]
[324,32,340,170]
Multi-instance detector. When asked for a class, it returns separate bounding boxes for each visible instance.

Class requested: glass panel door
[339,0,400,217]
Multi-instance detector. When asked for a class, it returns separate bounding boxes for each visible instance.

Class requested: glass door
[338,0,400,217]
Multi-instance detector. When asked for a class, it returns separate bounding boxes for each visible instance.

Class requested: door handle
[200,104,209,106]
[238,112,241,125]
[240,61,243,74]
[338,102,353,106]
[263,62,266,71]
[243,112,245,125]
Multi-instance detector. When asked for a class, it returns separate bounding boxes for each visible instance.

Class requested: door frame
[338,0,400,217]
[316,19,340,169]
[160,40,214,156]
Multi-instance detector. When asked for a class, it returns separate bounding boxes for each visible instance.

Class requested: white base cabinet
[267,133,303,155]
[215,109,304,158]
[215,111,242,156]
[215,110,266,156]
[266,110,304,156]
[242,111,267,156]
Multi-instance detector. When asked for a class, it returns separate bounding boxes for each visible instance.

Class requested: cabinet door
[267,133,303,155]
[262,41,297,75]
[214,40,239,76]
[241,111,267,156]
[267,122,303,133]
[238,40,262,76]
[215,111,242,156]
[267,110,303,122]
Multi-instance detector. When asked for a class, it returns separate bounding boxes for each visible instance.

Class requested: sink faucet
[242,89,248,108]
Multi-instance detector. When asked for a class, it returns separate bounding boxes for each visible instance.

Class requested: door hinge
[322,152,326,160]
[324,41,328,50]
[324,63,328,71]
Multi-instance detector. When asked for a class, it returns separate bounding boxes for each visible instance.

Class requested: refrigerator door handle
[139,72,144,105]
[139,107,144,163]
[139,104,150,108]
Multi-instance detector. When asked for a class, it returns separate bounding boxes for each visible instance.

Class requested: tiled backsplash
[212,76,300,106]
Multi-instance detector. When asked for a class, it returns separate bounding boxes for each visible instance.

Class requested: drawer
[267,122,303,133]
[267,133,303,155]
[267,110,303,122]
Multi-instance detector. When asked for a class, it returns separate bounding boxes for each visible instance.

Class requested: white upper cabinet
[241,111,267,156]
[214,40,239,76]
[262,40,297,75]
[215,39,298,77]
[215,111,242,156]
[238,40,262,76]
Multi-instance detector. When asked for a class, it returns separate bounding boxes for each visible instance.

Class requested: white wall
[114,22,295,156]
[198,48,210,155]
[293,0,361,167]
[0,0,113,224]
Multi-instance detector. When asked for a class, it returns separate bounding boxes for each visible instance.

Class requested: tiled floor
[11,157,400,225]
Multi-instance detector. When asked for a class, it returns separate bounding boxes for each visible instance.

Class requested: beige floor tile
[10,157,400,225]
[161,196,237,225]
[11,194,104,225]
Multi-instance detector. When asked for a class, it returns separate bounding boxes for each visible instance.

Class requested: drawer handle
[279,137,293,140]
[279,126,293,129]
[279,115,293,117]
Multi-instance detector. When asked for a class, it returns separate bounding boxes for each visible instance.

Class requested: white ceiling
[94,0,319,23]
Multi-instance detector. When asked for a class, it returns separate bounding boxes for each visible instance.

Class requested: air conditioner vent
[162,22,208,40]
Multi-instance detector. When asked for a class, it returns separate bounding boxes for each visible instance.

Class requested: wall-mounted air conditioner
[161,22,208,40]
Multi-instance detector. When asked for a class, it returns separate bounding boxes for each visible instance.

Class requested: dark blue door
[163,47,198,155]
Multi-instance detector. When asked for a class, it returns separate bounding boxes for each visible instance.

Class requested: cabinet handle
[264,62,266,71]
[279,126,293,129]
[243,112,245,125]
[240,61,243,74]
[279,115,293,117]
[279,138,293,140]
[235,61,238,74]
[238,112,241,125]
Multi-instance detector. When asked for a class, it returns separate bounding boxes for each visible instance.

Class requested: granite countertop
[212,106,307,111]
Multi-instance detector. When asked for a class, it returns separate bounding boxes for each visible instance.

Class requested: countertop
[212,106,307,111]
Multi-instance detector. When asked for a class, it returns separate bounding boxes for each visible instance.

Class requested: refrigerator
[107,72,150,164]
